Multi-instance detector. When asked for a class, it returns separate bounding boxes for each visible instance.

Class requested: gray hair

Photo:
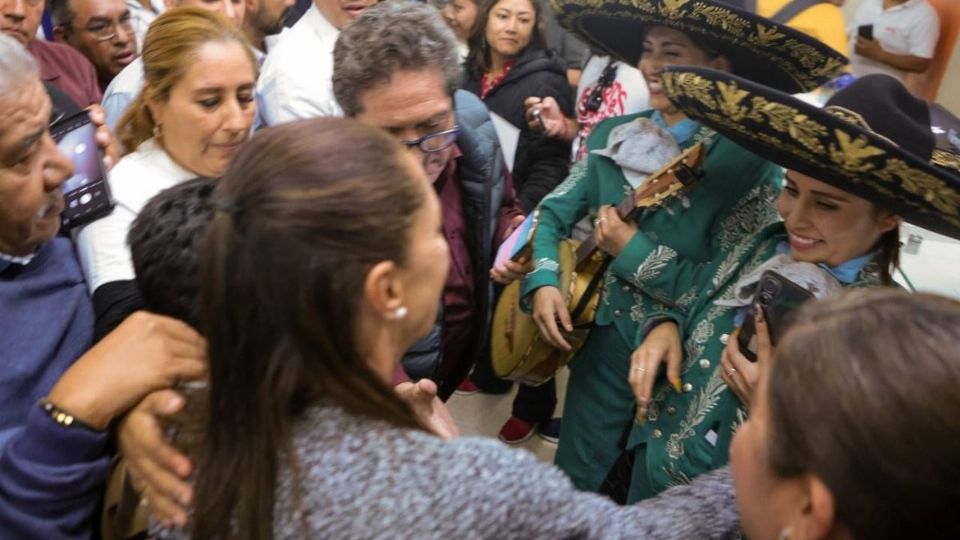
[0,35,39,98]
[333,0,461,117]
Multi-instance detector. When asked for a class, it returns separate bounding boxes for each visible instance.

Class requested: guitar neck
[571,142,705,268]
[573,196,640,263]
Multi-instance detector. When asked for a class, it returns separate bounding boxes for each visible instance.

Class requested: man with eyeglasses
[50,0,139,92]
[334,1,524,400]
[0,0,101,107]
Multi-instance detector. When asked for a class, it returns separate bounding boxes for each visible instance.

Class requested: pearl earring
[778,527,793,540]
[393,306,408,320]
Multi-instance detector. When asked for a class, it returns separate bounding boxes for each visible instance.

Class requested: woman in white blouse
[77,6,257,338]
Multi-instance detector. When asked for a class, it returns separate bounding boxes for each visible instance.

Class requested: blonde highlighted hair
[116,7,256,153]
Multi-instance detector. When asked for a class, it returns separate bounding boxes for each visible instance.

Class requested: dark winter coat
[464,45,575,213]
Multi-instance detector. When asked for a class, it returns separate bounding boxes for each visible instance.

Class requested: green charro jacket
[520,111,783,350]
[626,220,885,496]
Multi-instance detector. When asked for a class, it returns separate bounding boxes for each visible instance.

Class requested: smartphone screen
[50,111,114,228]
[858,24,874,40]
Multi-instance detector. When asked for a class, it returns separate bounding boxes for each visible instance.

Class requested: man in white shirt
[849,0,940,81]
[243,0,294,63]
[125,0,164,49]
[255,0,377,125]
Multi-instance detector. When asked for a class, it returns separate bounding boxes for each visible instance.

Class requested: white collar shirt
[101,56,144,132]
[124,0,163,52]
[849,0,940,80]
[255,4,343,126]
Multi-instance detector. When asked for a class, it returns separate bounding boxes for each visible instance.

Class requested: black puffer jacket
[464,45,574,213]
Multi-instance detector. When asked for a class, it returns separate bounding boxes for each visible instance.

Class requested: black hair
[127,177,217,329]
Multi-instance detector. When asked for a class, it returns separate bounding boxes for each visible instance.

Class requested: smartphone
[737,271,815,362]
[858,24,874,40]
[49,110,114,229]
[532,108,547,132]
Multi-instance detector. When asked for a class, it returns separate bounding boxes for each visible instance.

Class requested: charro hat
[549,0,847,94]
[661,67,960,238]
[929,103,960,175]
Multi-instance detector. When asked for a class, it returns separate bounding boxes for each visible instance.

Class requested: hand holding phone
[50,110,115,229]
[737,271,815,362]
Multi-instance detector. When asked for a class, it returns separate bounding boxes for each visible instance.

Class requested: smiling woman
[75,6,257,340]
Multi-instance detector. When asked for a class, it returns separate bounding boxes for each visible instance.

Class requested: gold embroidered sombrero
[930,103,960,175]
[549,0,848,94]
[661,67,960,239]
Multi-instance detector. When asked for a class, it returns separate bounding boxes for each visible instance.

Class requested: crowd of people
[1,0,959,538]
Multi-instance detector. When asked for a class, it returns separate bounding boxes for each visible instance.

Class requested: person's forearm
[875,50,932,73]
[0,406,112,540]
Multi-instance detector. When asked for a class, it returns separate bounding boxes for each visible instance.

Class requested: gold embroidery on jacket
[665,369,726,460]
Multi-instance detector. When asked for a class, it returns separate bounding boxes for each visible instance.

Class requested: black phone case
[50,111,115,229]
[737,271,815,362]
[858,24,874,40]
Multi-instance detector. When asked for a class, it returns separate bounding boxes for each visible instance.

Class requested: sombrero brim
[550,0,848,94]
[930,103,960,175]
[661,66,960,239]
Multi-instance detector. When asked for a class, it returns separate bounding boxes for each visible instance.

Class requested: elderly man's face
[0,0,44,46]
[354,69,456,184]
[0,79,74,255]
[56,0,138,83]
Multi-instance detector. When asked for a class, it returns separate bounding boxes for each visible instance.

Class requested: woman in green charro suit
[623,67,960,502]
[517,0,846,496]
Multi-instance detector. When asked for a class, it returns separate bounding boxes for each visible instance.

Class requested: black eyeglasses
[584,62,618,113]
[400,126,460,153]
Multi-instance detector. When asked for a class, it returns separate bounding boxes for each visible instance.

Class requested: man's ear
[363,260,404,321]
[52,25,70,43]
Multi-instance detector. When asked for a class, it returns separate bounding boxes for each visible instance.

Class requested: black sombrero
[660,67,960,239]
[930,103,960,175]
[549,0,848,94]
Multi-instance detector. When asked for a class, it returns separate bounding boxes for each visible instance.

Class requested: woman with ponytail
[75,7,256,339]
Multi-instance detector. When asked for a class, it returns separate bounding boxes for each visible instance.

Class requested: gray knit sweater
[266,405,741,539]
